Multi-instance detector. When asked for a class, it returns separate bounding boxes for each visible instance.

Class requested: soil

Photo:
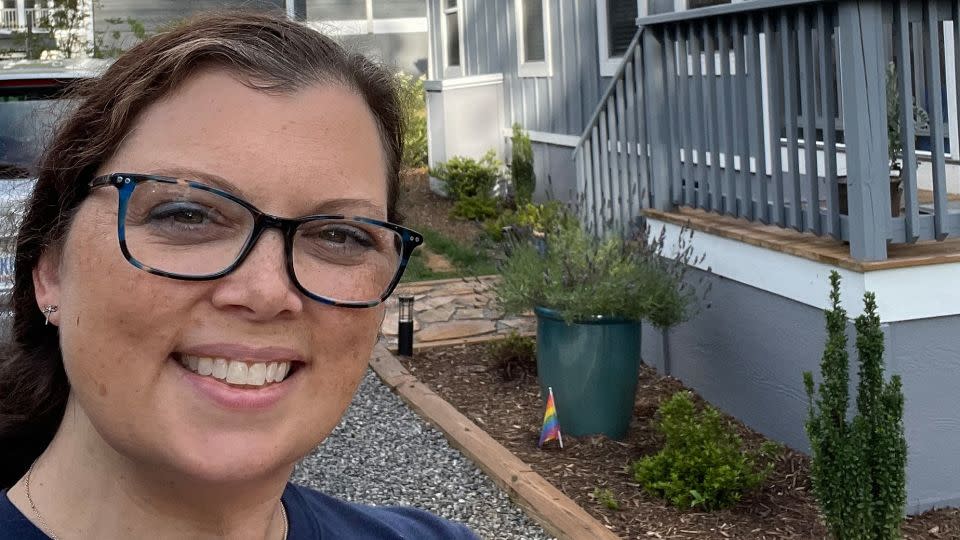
[399,341,960,540]
[398,168,484,246]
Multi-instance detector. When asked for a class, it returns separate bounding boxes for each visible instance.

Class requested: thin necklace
[25,462,289,540]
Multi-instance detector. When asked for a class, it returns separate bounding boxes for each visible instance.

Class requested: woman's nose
[209,229,304,319]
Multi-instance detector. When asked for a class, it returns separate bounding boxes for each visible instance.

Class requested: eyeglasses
[88,173,423,308]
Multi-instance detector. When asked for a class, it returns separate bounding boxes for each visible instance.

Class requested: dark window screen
[523,0,545,62]
[608,0,638,57]
[688,0,731,8]
[446,11,460,67]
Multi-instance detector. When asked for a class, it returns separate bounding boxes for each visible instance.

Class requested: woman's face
[35,70,389,483]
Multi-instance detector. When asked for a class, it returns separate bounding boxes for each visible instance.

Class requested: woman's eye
[149,203,213,226]
[308,225,376,248]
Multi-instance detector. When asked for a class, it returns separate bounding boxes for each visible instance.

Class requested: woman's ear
[33,250,62,325]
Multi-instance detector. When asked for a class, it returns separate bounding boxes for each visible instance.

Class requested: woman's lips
[174,356,300,410]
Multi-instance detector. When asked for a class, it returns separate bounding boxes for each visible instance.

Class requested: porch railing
[0,7,54,30]
[574,0,960,261]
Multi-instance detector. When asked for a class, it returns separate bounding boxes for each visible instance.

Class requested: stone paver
[380,276,533,348]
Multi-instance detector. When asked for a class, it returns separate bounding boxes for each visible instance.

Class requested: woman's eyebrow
[310,198,386,217]
[146,165,386,217]
[146,165,249,199]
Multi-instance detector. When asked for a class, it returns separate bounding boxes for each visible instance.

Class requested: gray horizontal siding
[429,0,616,137]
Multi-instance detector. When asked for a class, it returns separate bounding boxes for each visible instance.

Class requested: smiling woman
[0,11,476,540]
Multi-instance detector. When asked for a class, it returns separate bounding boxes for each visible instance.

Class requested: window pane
[523,0,545,62]
[607,0,638,57]
[446,12,460,67]
[372,0,423,18]
[688,0,730,8]
[305,0,366,20]
[445,0,457,9]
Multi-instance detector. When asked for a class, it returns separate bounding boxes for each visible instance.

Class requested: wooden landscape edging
[369,344,619,540]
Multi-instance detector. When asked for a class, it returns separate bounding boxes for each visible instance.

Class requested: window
[597,0,638,77]
[441,0,462,75]
[516,0,551,77]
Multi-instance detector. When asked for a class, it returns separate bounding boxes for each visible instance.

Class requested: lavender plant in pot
[495,216,704,439]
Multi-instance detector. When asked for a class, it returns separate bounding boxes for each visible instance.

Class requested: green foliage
[495,218,705,328]
[510,123,535,205]
[631,391,777,511]
[452,194,498,221]
[803,272,906,540]
[592,487,620,511]
[487,330,536,381]
[397,73,428,169]
[485,201,579,241]
[91,16,148,58]
[430,151,501,221]
[886,61,929,173]
[430,151,501,200]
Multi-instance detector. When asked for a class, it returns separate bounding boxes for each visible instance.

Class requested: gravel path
[292,369,553,540]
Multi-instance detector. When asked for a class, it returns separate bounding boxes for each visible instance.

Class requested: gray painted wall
[426,0,610,137]
[641,267,960,513]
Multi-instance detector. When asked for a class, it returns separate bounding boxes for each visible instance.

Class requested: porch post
[643,26,674,212]
[15,0,25,30]
[836,0,889,261]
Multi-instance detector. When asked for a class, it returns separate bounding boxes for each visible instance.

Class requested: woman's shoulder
[282,483,479,540]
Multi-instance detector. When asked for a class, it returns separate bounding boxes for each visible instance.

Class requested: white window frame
[440,0,464,78]
[515,0,552,78]
[597,0,640,77]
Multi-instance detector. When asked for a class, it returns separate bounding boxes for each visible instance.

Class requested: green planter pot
[535,306,642,440]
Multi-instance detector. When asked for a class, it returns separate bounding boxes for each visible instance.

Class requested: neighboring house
[94,0,428,74]
[426,0,960,514]
[0,0,428,74]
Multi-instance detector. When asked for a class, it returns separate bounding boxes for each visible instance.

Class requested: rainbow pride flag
[538,386,563,449]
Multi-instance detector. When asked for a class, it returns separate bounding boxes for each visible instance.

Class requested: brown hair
[0,10,405,489]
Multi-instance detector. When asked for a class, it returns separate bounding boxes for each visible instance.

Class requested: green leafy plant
[397,73,428,169]
[510,123,535,205]
[452,194,498,221]
[485,200,579,241]
[487,330,536,382]
[886,61,929,174]
[430,151,502,221]
[803,271,906,540]
[631,391,777,511]
[495,217,705,327]
[592,487,620,511]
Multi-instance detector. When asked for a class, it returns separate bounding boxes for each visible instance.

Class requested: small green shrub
[430,151,501,202]
[397,73,428,169]
[487,331,536,381]
[592,487,620,511]
[511,124,535,205]
[486,201,579,241]
[631,391,777,511]
[803,271,906,540]
[452,194,498,221]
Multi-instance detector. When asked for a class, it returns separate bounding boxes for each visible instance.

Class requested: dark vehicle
[0,59,108,311]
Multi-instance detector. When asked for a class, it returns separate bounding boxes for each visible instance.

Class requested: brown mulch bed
[398,168,483,246]
[399,341,960,539]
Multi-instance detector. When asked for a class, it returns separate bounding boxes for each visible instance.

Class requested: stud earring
[42,305,59,326]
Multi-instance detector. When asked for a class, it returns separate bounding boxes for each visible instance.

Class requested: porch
[575,0,960,263]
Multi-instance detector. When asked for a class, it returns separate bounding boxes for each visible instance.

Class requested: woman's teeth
[179,355,291,387]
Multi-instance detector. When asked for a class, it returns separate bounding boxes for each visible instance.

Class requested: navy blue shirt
[1,483,479,539]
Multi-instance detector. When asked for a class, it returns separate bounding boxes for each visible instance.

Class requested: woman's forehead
[104,70,389,217]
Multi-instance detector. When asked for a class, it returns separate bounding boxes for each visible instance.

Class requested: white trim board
[425,73,503,92]
[647,217,960,324]
[500,127,578,147]
[306,17,427,36]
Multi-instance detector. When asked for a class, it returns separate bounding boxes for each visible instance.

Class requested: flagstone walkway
[379,275,535,349]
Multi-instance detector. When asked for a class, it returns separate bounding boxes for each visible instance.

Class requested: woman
[0,11,476,539]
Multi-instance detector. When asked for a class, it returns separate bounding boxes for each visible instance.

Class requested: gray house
[426,0,960,514]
